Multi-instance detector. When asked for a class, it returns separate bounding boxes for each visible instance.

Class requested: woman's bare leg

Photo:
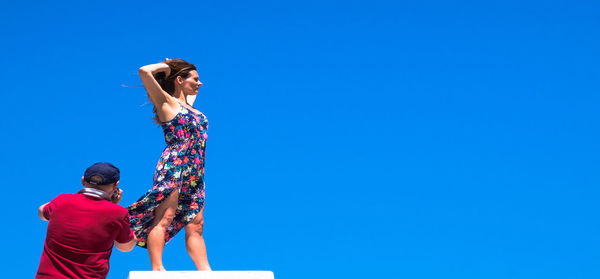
[147,189,179,271]
[184,206,211,270]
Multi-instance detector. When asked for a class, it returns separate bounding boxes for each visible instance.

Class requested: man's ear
[81,177,85,186]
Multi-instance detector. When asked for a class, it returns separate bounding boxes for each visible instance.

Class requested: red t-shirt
[36,193,134,279]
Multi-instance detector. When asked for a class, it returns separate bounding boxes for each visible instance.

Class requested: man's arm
[38,203,49,221]
[114,198,137,253]
[114,236,137,252]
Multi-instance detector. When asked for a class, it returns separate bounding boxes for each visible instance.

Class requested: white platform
[128,271,274,279]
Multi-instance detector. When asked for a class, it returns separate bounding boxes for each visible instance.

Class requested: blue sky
[1,0,599,278]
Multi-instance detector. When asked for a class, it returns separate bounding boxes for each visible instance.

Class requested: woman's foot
[152,265,166,271]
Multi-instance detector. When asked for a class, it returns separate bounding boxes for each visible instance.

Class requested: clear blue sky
[1,0,599,278]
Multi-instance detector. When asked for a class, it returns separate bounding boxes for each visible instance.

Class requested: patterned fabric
[127,105,208,248]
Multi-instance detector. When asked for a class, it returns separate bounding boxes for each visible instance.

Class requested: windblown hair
[151,58,197,123]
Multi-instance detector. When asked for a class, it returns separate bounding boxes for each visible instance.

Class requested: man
[36,162,137,279]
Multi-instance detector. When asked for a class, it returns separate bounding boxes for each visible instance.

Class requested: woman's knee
[156,209,176,228]
[152,190,179,228]
[185,215,204,236]
[186,224,203,237]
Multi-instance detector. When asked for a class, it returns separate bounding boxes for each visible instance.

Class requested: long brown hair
[151,58,197,123]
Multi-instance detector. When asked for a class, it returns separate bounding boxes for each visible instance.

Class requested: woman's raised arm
[138,63,171,105]
[139,63,181,122]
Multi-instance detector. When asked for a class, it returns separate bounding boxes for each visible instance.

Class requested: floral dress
[127,105,208,248]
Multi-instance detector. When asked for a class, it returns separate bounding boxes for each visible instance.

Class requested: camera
[112,188,120,199]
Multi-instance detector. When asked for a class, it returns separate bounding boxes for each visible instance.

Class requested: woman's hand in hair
[138,63,173,106]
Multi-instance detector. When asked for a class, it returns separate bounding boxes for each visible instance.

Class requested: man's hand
[111,188,123,204]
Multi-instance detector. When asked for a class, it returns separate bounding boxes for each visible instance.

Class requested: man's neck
[78,187,111,201]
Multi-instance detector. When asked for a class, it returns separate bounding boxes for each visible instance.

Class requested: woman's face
[180,70,203,95]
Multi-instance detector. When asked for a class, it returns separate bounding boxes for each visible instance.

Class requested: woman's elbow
[138,67,150,76]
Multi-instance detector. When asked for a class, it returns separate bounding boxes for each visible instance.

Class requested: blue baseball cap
[84,162,120,185]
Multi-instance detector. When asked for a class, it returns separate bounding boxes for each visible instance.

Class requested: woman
[127,59,211,271]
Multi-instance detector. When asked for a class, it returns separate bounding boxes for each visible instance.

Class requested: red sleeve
[43,194,68,220]
[115,209,135,243]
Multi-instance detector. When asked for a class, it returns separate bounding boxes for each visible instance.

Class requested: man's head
[81,162,120,192]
